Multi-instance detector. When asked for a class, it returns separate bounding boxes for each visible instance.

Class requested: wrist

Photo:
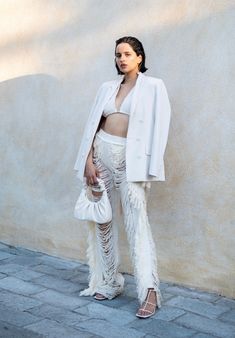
[86,156,93,165]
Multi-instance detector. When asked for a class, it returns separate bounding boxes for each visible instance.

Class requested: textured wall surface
[0,0,235,298]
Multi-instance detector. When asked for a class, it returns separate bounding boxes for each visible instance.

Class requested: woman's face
[115,42,142,75]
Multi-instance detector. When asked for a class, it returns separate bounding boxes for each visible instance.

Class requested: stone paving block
[27,304,89,326]
[32,274,82,294]
[175,313,235,338]
[0,290,43,311]
[0,320,44,338]
[152,305,185,321]
[0,276,45,295]
[32,263,78,280]
[0,245,21,255]
[161,292,176,301]
[219,309,235,324]
[164,286,220,302]
[32,289,91,309]
[68,283,89,297]
[37,254,80,270]
[0,242,10,249]
[0,263,24,274]
[0,246,19,255]
[69,271,90,284]
[91,294,134,308]
[128,318,196,337]
[123,273,135,285]
[120,299,139,313]
[0,272,6,279]
[122,283,138,298]
[25,318,93,338]
[3,255,42,267]
[76,263,89,272]
[74,302,136,325]
[0,251,15,260]
[77,318,145,338]
[192,334,218,338]
[0,303,42,327]
[0,245,42,257]
[160,281,171,290]
[166,295,229,319]
[10,268,44,281]
[215,297,235,309]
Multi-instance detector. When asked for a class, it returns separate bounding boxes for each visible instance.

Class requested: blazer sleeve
[73,83,105,171]
[149,79,171,176]
[85,83,106,119]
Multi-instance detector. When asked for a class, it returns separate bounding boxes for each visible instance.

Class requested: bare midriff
[100,113,129,138]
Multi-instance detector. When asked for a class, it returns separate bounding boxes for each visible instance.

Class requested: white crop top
[102,85,135,118]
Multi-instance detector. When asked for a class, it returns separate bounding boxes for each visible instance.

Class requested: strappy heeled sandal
[136,289,158,319]
[94,293,107,300]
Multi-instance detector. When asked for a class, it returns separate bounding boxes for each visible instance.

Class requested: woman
[74,36,171,318]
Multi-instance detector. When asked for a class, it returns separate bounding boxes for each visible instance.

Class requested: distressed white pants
[80,128,161,306]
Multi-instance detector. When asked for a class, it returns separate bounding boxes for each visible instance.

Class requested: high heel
[136,289,158,319]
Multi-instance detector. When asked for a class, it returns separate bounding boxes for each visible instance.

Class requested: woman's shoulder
[100,77,121,87]
[142,73,164,86]
[94,79,117,94]
[97,74,165,90]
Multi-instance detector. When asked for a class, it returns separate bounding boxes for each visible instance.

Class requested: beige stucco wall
[1,1,234,298]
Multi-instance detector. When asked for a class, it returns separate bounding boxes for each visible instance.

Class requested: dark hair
[115,36,148,74]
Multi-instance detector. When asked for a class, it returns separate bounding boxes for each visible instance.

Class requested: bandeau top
[102,85,135,118]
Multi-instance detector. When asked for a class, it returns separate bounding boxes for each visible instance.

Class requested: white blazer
[74,72,171,182]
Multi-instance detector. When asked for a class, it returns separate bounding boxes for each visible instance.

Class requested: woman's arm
[149,79,171,176]
[84,145,100,186]
[84,116,105,185]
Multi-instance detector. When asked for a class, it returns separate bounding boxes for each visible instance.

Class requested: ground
[0,241,235,338]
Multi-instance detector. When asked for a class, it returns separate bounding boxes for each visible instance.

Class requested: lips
[120,64,127,68]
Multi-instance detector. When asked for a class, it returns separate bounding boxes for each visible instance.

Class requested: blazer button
[136,138,140,141]
[138,119,144,123]
[137,155,142,159]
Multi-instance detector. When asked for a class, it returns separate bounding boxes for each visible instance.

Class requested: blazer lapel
[101,75,125,108]
[98,73,143,118]
[130,72,144,116]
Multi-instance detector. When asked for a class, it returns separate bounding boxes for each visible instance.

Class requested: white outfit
[75,72,171,308]
[74,72,171,182]
[102,83,134,117]
[79,129,161,307]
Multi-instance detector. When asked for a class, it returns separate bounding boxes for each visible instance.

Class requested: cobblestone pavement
[0,241,235,338]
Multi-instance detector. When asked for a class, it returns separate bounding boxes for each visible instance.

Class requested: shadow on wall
[0,74,79,232]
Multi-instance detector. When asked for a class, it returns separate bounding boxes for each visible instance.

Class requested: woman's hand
[84,159,100,186]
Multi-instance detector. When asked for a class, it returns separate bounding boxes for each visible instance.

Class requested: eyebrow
[115,51,131,54]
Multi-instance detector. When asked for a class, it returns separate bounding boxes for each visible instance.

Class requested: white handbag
[74,178,112,223]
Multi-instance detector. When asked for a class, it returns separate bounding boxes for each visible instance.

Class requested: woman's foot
[94,293,107,300]
[136,288,158,319]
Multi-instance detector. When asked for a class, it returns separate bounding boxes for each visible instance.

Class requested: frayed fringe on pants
[79,128,162,307]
